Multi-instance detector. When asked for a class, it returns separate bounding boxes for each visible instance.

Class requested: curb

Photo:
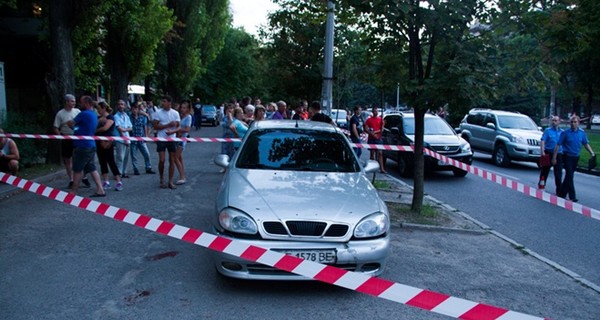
[382,173,600,294]
[0,169,65,199]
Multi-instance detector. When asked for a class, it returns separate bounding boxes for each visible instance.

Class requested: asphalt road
[1,125,599,319]
[389,151,600,288]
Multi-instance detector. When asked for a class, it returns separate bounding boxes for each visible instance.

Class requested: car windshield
[203,106,216,113]
[331,110,347,121]
[497,115,537,130]
[403,117,455,135]
[236,129,361,172]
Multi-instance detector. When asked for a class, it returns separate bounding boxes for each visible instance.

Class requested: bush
[1,111,49,167]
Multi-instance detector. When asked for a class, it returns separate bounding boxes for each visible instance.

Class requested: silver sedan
[213,120,391,280]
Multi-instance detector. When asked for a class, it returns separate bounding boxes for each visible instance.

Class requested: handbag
[539,154,551,167]
[589,155,597,170]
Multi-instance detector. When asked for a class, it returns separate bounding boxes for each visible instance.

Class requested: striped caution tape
[422,148,600,221]
[3,132,598,220]
[0,172,547,320]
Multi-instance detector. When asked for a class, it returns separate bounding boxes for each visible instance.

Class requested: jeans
[559,154,579,200]
[114,142,130,176]
[539,150,563,193]
[130,141,152,172]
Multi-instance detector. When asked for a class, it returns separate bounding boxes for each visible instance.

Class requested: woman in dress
[174,100,192,185]
[95,101,123,191]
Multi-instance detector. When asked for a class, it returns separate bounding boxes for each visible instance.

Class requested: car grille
[527,139,540,146]
[263,221,349,237]
[429,145,460,154]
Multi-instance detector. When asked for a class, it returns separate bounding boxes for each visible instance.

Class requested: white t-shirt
[53,108,81,134]
[152,108,180,138]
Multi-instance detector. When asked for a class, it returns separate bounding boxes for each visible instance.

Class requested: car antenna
[295,119,299,128]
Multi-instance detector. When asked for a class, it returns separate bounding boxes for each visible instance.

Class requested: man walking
[152,95,180,189]
[552,116,595,202]
[70,96,105,197]
[538,116,563,193]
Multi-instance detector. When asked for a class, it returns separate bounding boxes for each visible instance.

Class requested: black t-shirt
[311,113,333,124]
[350,114,363,134]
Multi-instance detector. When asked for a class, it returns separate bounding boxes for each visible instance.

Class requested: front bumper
[425,153,473,171]
[506,143,541,162]
[211,233,391,280]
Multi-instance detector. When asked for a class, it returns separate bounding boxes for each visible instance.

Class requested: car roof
[251,119,341,133]
[468,109,527,117]
[383,112,439,119]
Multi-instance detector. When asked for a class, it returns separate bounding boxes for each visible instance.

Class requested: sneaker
[134,170,140,176]
[82,178,91,188]
[146,169,156,174]
[115,182,123,191]
[102,181,111,189]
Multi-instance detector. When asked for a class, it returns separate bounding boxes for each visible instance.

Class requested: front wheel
[493,144,511,167]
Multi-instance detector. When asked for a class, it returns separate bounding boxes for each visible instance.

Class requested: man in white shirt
[114,99,133,177]
[53,94,88,188]
[152,95,180,189]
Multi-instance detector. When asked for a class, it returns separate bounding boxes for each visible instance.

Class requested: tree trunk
[46,0,76,164]
[410,107,425,213]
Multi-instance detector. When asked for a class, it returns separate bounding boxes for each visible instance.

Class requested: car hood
[501,128,542,139]
[221,169,385,224]
[406,134,463,145]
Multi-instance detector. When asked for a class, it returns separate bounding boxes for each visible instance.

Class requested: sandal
[169,183,177,189]
[90,193,106,197]
[160,182,167,189]
[175,179,186,185]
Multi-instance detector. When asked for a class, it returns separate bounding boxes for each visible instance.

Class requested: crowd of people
[1,93,597,204]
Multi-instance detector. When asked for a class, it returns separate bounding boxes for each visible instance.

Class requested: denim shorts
[72,147,97,174]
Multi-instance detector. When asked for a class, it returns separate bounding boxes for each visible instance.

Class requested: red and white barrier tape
[0,172,546,320]
[3,132,598,220]
[422,149,600,222]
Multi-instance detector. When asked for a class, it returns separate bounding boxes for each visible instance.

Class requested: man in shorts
[70,96,105,196]
[152,95,180,189]
[53,94,90,188]
[364,106,387,173]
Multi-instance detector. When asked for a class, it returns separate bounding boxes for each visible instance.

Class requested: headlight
[219,208,258,234]
[512,136,526,144]
[354,212,389,238]
[461,143,471,153]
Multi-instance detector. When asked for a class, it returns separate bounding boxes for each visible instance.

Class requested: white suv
[458,109,542,167]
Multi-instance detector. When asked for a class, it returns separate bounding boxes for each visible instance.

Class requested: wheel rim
[496,147,505,164]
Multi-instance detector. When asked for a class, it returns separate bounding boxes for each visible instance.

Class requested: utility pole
[321,0,335,115]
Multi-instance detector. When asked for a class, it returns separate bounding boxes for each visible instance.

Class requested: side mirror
[214,154,230,168]
[364,160,380,173]
[486,122,496,130]
[455,127,462,134]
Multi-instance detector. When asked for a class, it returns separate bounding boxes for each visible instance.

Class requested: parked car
[213,120,390,280]
[381,112,473,177]
[330,109,348,129]
[592,113,600,125]
[201,105,220,126]
[458,109,542,167]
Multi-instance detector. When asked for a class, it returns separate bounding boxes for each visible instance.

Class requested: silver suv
[458,109,542,167]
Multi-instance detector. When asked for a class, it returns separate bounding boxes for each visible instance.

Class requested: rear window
[236,129,360,172]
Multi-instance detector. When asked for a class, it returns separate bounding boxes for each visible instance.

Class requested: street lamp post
[321,0,335,115]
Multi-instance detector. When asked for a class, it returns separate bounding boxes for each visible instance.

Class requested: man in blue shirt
[538,116,563,192]
[70,96,105,196]
[552,116,595,202]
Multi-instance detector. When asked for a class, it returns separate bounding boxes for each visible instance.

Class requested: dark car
[201,105,220,126]
[381,112,473,177]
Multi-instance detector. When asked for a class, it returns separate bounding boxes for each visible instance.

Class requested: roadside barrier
[1,132,598,221]
[0,172,547,320]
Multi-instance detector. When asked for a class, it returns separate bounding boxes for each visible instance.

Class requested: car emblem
[443,146,449,151]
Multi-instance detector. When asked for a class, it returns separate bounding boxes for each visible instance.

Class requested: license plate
[280,249,336,263]
[438,160,450,166]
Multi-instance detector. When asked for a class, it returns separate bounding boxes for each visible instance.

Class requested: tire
[493,144,511,167]
[397,154,413,177]
[452,168,468,177]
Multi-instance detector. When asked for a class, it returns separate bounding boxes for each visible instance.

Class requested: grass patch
[19,163,63,180]
[387,202,450,226]
[372,180,391,190]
